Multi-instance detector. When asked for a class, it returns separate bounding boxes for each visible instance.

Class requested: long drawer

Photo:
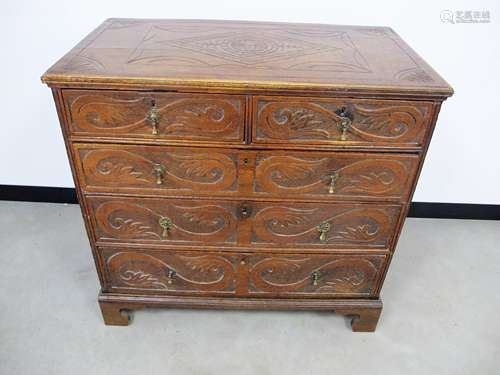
[252,96,433,149]
[100,246,388,298]
[87,196,401,250]
[74,144,418,202]
[62,90,245,143]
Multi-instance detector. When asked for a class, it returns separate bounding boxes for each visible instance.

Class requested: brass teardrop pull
[328,171,340,194]
[152,163,166,185]
[146,101,161,135]
[158,216,172,239]
[311,271,320,286]
[166,268,176,284]
[335,107,353,141]
[318,222,331,242]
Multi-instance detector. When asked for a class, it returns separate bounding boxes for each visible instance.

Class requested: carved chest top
[42,18,452,98]
[42,19,452,331]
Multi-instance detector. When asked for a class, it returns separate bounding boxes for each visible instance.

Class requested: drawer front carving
[74,144,239,195]
[63,90,244,142]
[254,151,418,201]
[253,96,432,148]
[101,247,386,298]
[88,197,238,245]
[102,248,238,295]
[251,202,400,249]
[247,253,386,297]
[88,197,400,249]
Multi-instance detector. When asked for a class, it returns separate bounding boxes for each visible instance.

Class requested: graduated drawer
[100,246,387,298]
[62,90,245,143]
[252,96,433,149]
[74,144,417,202]
[73,144,241,197]
[87,196,401,250]
[253,150,418,201]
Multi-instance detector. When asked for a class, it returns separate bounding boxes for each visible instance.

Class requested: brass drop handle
[318,222,331,242]
[166,268,176,284]
[311,271,320,286]
[147,106,161,136]
[328,171,340,194]
[153,163,166,185]
[159,216,172,239]
[335,107,352,141]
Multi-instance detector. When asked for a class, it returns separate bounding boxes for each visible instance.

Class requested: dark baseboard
[0,185,77,204]
[407,202,499,220]
[0,185,498,220]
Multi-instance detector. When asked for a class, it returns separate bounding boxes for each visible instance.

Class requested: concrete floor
[0,201,499,374]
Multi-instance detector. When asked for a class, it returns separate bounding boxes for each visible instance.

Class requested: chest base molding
[99,292,382,332]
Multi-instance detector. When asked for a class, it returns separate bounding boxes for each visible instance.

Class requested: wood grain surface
[42,19,453,97]
[42,18,453,331]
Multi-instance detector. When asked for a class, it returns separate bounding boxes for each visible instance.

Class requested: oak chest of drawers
[42,19,453,331]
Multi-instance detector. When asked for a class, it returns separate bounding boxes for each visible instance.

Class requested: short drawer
[88,196,241,246]
[73,144,240,196]
[250,201,401,249]
[245,252,387,297]
[100,247,387,298]
[252,96,432,149]
[63,90,245,143]
[101,247,239,296]
[88,196,401,250]
[253,150,418,201]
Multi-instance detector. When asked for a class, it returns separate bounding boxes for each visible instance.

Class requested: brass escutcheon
[239,204,252,219]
